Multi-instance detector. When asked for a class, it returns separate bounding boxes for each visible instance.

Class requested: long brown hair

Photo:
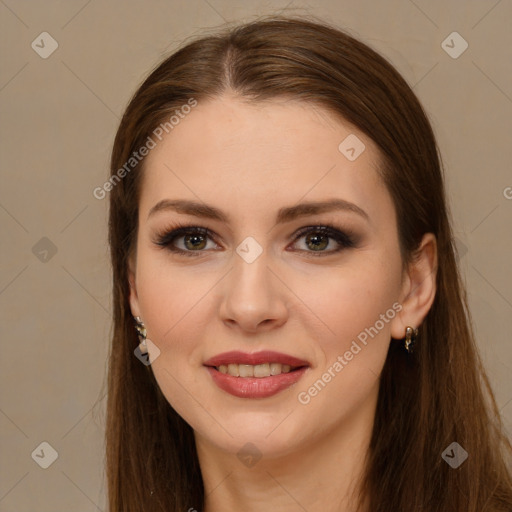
[105,14,512,511]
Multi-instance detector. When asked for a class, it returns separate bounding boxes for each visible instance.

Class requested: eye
[153,223,357,257]
[153,223,219,257]
[289,225,356,256]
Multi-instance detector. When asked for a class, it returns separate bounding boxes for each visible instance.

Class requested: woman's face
[128,93,408,458]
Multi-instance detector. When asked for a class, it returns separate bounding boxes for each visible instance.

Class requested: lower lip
[205,366,308,398]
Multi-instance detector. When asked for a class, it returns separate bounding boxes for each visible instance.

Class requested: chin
[193,409,311,459]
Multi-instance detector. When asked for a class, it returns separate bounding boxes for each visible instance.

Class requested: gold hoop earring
[133,316,148,354]
[404,326,418,354]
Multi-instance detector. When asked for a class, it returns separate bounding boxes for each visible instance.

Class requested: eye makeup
[151,220,360,258]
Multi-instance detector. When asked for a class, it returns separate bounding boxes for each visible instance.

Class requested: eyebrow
[147,198,369,224]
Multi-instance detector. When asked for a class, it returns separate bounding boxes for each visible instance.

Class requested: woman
[105,14,512,511]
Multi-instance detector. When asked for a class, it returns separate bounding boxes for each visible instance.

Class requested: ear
[390,233,438,340]
[127,255,141,318]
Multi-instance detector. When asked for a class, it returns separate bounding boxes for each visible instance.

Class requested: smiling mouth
[213,363,305,378]
[205,353,310,398]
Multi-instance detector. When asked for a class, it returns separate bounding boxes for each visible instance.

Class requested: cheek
[136,259,208,353]
[296,255,401,356]
[298,288,396,424]
[135,260,214,421]
[293,259,400,421]
[135,251,225,396]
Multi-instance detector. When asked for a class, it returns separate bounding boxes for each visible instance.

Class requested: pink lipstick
[204,350,310,399]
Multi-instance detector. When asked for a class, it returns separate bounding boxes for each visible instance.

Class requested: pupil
[185,235,206,250]
[307,233,327,251]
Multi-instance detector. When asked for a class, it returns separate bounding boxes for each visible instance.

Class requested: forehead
[138,94,393,229]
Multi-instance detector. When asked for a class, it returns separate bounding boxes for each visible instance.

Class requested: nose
[218,248,289,334]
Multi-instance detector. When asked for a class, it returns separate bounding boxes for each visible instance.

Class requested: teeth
[239,364,254,377]
[216,362,297,377]
[270,363,281,375]
[228,363,239,377]
[254,363,270,377]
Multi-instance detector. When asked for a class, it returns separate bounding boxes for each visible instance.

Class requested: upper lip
[204,350,310,368]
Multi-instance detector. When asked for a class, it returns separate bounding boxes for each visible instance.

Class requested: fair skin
[128,93,437,511]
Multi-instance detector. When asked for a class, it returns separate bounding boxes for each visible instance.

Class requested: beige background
[1,0,511,510]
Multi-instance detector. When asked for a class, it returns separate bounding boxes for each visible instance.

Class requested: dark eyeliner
[290,224,357,256]
[153,222,216,257]
[152,222,357,256]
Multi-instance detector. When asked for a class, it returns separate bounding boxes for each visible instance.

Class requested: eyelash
[152,222,357,258]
